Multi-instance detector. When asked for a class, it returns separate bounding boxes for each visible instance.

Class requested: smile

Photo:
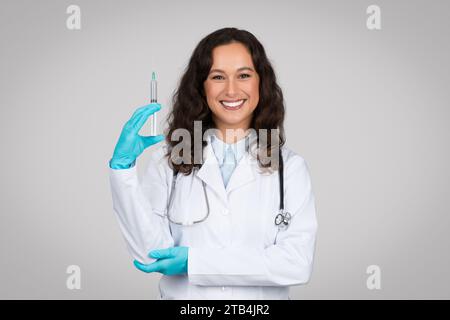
[220,99,246,110]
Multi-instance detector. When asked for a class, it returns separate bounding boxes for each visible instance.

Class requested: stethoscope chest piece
[275,210,291,230]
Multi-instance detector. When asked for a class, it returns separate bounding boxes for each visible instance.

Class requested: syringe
[150,71,158,136]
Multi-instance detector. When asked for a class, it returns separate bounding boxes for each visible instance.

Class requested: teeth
[221,100,244,107]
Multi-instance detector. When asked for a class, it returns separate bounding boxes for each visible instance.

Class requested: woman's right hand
[109,103,164,169]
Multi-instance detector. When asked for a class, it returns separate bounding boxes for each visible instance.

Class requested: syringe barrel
[150,80,157,103]
[150,72,158,135]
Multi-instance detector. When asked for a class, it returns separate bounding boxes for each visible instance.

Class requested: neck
[213,118,252,144]
[215,127,250,144]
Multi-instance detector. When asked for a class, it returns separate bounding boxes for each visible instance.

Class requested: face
[203,42,260,135]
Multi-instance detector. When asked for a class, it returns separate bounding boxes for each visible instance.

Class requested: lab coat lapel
[196,139,228,206]
[226,151,257,194]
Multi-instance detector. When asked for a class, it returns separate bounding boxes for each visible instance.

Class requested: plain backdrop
[1,0,449,299]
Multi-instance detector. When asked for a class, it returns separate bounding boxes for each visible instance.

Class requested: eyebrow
[209,67,255,74]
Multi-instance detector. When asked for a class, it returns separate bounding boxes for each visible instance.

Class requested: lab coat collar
[226,131,258,194]
[226,151,257,194]
[196,136,228,206]
[210,133,248,166]
[197,130,258,205]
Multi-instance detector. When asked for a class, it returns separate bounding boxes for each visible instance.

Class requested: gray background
[1,0,449,299]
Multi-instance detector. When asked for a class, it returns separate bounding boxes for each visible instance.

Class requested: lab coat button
[222,209,229,215]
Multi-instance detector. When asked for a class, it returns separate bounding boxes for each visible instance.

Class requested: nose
[225,78,239,97]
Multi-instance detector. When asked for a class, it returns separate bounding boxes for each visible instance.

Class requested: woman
[109,27,318,300]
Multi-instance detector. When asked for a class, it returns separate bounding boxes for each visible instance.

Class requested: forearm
[109,165,174,264]
[188,243,314,287]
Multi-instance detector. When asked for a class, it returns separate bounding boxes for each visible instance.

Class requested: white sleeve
[109,146,174,264]
[187,155,318,286]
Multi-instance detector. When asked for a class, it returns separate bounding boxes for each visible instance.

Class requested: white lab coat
[109,133,318,299]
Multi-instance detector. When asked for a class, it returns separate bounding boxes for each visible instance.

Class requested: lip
[220,99,246,110]
[220,99,245,103]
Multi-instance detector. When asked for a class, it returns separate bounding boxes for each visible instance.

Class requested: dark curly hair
[165,27,285,175]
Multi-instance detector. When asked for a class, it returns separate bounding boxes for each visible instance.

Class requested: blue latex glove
[133,247,189,276]
[109,103,164,169]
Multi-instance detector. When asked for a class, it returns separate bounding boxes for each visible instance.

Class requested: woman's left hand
[133,247,189,276]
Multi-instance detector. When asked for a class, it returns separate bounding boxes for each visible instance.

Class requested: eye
[211,75,224,80]
[239,73,251,79]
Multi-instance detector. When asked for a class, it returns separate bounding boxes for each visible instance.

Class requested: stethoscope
[166,148,290,231]
[274,150,291,230]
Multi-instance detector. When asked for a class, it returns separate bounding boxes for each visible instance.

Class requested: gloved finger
[133,259,162,273]
[149,247,175,259]
[142,135,165,149]
[127,103,161,128]
[130,103,160,119]
[128,106,150,125]
[133,103,162,129]
[121,114,144,136]
[123,112,144,133]
[130,112,147,132]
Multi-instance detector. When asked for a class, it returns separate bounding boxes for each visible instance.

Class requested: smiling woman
[109,27,318,300]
